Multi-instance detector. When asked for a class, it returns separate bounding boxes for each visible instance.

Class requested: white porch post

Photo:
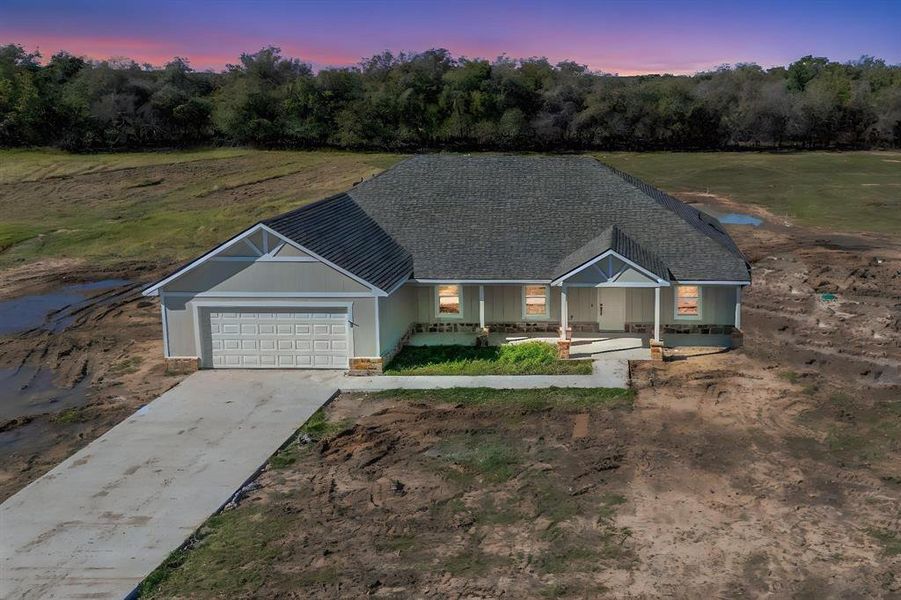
[560,285,568,339]
[478,285,485,329]
[653,286,661,341]
[734,285,742,330]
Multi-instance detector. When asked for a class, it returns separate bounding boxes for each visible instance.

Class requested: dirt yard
[0,155,899,596]
[0,260,189,500]
[137,195,900,598]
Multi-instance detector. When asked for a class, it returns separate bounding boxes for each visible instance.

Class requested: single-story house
[143,155,750,372]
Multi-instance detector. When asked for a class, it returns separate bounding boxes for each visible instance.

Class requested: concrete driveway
[0,362,627,599]
[0,371,338,600]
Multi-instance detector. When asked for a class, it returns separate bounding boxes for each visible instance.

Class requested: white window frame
[435,284,464,319]
[673,285,702,320]
[521,284,551,320]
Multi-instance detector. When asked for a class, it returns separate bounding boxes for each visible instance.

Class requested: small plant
[268,409,349,469]
[778,370,800,384]
[867,528,901,556]
[53,407,88,424]
[109,355,143,375]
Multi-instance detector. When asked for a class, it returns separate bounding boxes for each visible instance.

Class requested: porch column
[653,286,661,341]
[478,285,485,329]
[734,285,742,330]
[560,284,568,339]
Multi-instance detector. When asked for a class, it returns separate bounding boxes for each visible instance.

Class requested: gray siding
[159,257,378,362]
[165,260,369,294]
[412,284,562,324]
[378,284,417,357]
[161,294,377,359]
[625,285,737,325]
[408,283,738,327]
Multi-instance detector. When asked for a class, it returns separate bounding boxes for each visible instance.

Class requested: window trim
[521,284,551,320]
[435,284,464,319]
[673,285,702,321]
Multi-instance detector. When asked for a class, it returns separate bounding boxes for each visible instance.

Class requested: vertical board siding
[379,285,417,357]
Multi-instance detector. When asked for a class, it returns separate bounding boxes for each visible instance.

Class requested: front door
[597,288,626,331]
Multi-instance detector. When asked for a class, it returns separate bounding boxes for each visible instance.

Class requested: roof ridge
[262,191,351,226]
[592,159,747,261]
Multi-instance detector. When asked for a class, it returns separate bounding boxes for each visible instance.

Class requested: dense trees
[1,44,899,150]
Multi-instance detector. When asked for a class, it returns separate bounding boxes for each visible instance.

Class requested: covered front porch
[408,331,652,360]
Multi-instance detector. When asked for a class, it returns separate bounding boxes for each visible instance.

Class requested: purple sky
[2,0,899,74]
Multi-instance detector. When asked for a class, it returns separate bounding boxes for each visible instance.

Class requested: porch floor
[407,332,652,361]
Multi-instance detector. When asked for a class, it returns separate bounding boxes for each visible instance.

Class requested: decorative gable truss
[142,223,389,297]
[210,227,315,262]
[551,249,669,288]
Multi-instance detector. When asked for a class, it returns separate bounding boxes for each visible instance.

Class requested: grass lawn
[2,148,897,271]
[597,151,901,234]
[383,341,592,375]
[0,148,404,268]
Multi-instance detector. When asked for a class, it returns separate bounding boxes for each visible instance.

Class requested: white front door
[206,308,350,369]
[597,288,626,331]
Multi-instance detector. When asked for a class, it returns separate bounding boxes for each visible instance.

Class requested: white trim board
[413,279,552,284]
[551,249,669,286]
[162,291,376,299]
[143,223,390,297]
[674,280,751,286]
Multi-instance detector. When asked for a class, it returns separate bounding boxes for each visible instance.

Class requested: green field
[0,149,403,269]
[0,149,897,271]
[598,151,901,234]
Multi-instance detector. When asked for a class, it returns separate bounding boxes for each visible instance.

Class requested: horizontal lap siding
[412,285,561,324]
[379,285,417,357]
[626,286,737,325]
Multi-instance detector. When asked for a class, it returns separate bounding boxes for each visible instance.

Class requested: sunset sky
[2,0,899,75]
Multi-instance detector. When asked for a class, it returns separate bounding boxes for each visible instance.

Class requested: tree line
[1,44,899,151]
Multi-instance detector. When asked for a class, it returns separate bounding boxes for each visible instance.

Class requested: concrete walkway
[340,358,629,390]
[0,361,626,599]
[0,371,337,600]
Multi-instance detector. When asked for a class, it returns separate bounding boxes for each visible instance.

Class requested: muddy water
[0,279,129,336]
[0,279,131,421]
[0,366,90,421]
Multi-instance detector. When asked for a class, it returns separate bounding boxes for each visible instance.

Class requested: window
[522,285,550,319]
[674,285,702,319]
[436,284,462,318]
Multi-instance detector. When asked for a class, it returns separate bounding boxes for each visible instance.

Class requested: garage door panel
[207,307,349,369]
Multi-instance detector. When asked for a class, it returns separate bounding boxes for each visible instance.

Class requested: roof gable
[553,225,669,282]
[263,193,413,293]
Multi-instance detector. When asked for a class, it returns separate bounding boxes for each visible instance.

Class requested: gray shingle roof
[344,154,750,283]
[263,193,413,293]
[554,225,670,281]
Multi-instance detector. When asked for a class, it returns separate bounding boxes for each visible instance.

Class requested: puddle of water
[0,278,129,336]
[718,213,763,226]
[0,366,90,422]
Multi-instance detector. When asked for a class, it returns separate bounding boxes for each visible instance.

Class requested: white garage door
[206,308,350,369]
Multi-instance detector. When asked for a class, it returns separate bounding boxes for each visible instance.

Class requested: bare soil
[142,195,900,598]
[2,190,899,597]
[0,261,188,501]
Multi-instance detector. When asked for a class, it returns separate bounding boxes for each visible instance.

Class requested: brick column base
[348,357,383,376]
[649,339,664,362]
[557,340,571,359]
[166,357,200,374]
[730,328,744,349]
